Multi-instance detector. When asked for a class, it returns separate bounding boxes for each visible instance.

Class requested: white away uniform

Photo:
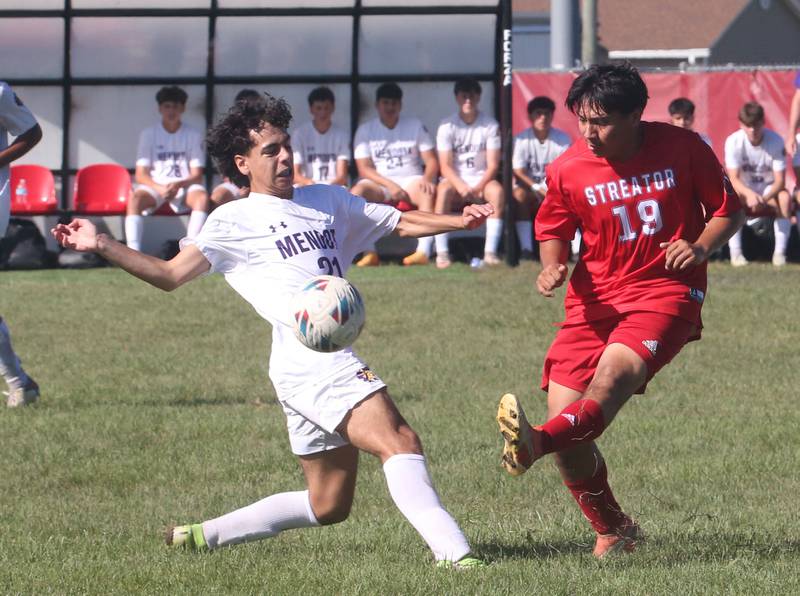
[512,127,571,185]
[0,82,38,236]
[292,121,350,184]
[436,111,501,187]
[192,185,400,455]
[724,128,785,195]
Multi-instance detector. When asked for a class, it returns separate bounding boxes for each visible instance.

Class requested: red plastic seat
[73,164,131,215]
[9,164,58,215]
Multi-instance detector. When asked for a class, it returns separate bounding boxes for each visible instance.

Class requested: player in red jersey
[496,63,744,559]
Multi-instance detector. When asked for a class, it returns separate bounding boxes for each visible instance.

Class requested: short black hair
[668,97,695,117]
[308,86,335,105]
[454,78,482,95]
[206,94,293,187]
[156,86,188,105]
[566,62,648,116]
[234,88,261,104]
[739,101,765,126]
[376,82,403,102]
[527,96,556,114]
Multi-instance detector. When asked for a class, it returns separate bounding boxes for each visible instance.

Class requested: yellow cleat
[496,393,536,476]
[402,251,429,266]
[356,251,380,267]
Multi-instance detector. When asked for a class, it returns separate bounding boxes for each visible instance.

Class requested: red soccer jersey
[536,121,741,326]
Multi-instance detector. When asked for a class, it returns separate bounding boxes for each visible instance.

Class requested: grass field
[2,262,799,594]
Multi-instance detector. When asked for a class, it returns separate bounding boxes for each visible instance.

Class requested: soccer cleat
[436,555,486,570]
[496,393,537,476]
[730,254,749,267]
[166,524,208,551]
[593,517,643,560]
[5,378,39,408]
[356,251,380,267]
[772,253,787,267]
[483,252,502,266]
[402,251,429,266]
[435,253,452,269]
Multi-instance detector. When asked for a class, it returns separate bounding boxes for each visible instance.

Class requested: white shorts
[215,181,240,196]
[279,361,386,456]
[135,183,206,215]
[356,175,423,200]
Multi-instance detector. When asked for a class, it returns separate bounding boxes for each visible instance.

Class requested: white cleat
[5,378,39,408]
[730,254,749,267]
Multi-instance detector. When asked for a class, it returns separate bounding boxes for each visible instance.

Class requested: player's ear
[234,154,249,177]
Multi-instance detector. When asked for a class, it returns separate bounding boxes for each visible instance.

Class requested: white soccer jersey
[292,121,350,183]
[724,128,785,194]
[436,111,501,178]
[0,81,39,236]
[193,185,400,399]
[512,127,571,183]
[136,122,205,185]
[353,116,434,179]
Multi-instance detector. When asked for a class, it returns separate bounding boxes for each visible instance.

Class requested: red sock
[534,398,606,456]
[564,462,628,535]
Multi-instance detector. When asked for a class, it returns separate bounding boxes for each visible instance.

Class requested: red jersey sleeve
[691,135,742,220]
[535,165,580,242]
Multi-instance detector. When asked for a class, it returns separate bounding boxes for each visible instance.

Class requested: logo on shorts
[642,340,660,356]
[356,367,378,382]
[689,288,705,303]
[560,413,576,426]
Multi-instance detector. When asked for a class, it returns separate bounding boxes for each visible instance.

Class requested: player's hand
[164,182,181,199]
[461,203,494,229]
[659,239,707,271]
[388,183,410,204]
[470,185,486,201]
[537,263,568,297]
[51,219,100,252]
[785,135,797,156]
[745,191,763,209]
[419,179,437,198]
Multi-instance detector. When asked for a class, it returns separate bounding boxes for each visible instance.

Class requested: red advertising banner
[513,69,797,184]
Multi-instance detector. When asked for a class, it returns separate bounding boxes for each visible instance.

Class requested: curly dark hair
[566,62,648,117]
[206,93,293,187]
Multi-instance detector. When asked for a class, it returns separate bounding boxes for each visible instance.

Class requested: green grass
[1,262,799,594]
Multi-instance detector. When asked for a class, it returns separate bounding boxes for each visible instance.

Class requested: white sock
[515,221,533,251]
[434,233,449,256]
[774,218,790,257]
[484,218,502,256]
[728,229,743,259]
[383,453,471,562]
[416,235,433,256]
[0,318,27,391]
[202,490,319,549]
[124,215,143,251]
[186,210,208,239]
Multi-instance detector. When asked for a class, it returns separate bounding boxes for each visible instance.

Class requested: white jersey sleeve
[0,82,38,137]
[187,127,205,169]
[193,215,250,275]
[353,123,371,161]
[338,188,401,260]
[136,127,154,169]
[436,119,454,152]
[724,132,742,170]
[511,130,530,171]
[416,121,434,153]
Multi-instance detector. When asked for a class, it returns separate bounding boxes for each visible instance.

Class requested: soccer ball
[290,275,366,352]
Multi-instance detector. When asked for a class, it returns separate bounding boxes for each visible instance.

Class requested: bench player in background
[351,83,439,266]
[0,81,42,407]
[668,97,712,147]
[125,86,209,252]
[497,63,743,559]
[292,86,350,188]
[511,96,571,261]
[433,78,504,268]
[783,69,800,238]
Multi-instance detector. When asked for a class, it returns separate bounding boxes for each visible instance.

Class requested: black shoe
[519,249,534,261]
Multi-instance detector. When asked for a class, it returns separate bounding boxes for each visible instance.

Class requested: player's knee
[379,425,423,459]
[128,191,149,214]
[312,498,352,526]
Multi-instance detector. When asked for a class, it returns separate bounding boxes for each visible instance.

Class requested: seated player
[433,78,504,268]
[209,89,262,208]
[784,70,800,234]
[511,96,571,261]
[125,86,209,252]
[668,97,712,146]
[351,83,439,266]
[292,86,350,188]
[724,101,791,267]
[52,94,492,569]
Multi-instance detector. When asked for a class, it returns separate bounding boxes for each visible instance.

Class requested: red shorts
[541,311,698,395]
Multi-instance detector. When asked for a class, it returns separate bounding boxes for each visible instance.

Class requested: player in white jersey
[668,97,712,147]
[351,83,439,267]
[210,89,261,208]
[784,70,800,239]
[0,81,42,407]
[724,101,791,267]
[433,78,504,268]
[52,94,491,568]
[125,86,209,253]
[511,96,572,261]
[292,86,350,188]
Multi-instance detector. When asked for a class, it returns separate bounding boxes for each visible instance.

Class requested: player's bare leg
[433,180,459,268]
[340,390,480,566]
[512,186,539,260]
[185,188,210,240]
[402,179,436,266]
[210,185,237,209]
[772,189,793,266]
[124,189,157,251]
[350,181,385,266]
[481,180,505,265]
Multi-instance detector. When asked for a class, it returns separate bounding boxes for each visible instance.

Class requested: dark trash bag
[0,218,55,270]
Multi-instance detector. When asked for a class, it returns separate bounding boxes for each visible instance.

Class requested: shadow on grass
[474,538,591,561]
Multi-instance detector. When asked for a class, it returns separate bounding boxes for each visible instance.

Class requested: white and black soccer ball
[290,275,366,352]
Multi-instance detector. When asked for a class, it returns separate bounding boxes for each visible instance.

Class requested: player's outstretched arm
[537,239,569,297]
[659,211,745,271]
[394,203,493,238]
[51,219,211,291]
